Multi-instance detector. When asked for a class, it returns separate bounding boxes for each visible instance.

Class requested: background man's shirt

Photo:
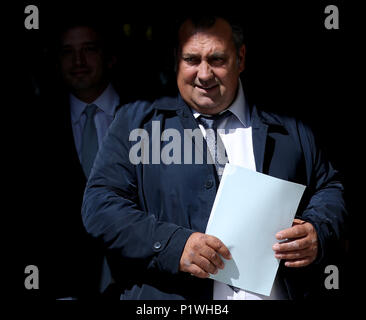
[70,83,120,163]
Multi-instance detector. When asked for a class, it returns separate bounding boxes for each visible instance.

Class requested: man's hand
[179,232,232,278]
[272,219,318,267]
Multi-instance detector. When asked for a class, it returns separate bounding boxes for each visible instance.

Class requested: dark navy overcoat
[82,94,347,300]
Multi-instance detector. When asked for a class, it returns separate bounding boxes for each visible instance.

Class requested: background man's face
[177,18,245,114]
[60,26,107,93]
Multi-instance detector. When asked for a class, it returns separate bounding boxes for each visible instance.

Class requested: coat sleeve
[297,121,348,265]
[81,103,194,277]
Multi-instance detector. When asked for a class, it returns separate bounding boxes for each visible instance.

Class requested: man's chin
[194,97,216,108]
[69,80,93,91]
[192,102,223,115]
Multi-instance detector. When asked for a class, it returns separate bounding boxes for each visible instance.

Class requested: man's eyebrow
[181,52,227,59]
[209,52,227,59]
[181,53,200,58]
[61,41,99,48]
[82,41,99,46]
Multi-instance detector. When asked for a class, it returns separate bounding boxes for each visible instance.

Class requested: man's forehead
[62,26,99,46]
[178,18,233,49]
[180,40,227,57]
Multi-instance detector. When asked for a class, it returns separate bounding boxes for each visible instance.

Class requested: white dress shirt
[70,83,120,163]
[192,80,288,300]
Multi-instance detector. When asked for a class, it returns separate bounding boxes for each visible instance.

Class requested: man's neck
[72,82,109,104]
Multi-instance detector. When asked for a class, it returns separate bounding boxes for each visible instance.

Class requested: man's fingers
[180,255,211,278]
[201,247,225,269]
[179,233,232,276]
[272,236,312,252]
[276,224,307,240]
[283,257,313,268]
[194,255,218,275]
[180,249,218,275]
[274,247,314,260]
[205,235,232,260]
[188,264,210,278]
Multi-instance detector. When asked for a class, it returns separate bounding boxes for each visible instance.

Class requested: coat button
[205,180,214,189]
[153,242,162,250]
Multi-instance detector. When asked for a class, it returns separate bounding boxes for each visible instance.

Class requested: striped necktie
[197,110,231,181]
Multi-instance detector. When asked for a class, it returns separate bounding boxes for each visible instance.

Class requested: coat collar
[151,94,185,111]
[151,93,288,174]
[251,105,288,131]
[152,93,287,131]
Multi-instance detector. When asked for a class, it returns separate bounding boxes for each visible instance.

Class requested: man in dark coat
[82,15,347,300]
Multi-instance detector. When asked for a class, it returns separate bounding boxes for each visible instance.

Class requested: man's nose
[197,61,214,83]
[73,50,86,66]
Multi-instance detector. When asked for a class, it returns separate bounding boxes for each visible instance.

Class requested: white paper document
[205,164,306,296]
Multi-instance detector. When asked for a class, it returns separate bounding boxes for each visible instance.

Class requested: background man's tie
[197,110,231,181]
[81,104,99,178]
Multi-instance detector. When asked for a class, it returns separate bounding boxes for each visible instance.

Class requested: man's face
[177,18,245,115]
[59,26,107,93]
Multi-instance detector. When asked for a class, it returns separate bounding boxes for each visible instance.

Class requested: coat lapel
[251,105,288,174]
[153,95,212,169]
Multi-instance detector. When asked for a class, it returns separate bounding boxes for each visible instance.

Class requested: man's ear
[238,44,246,73]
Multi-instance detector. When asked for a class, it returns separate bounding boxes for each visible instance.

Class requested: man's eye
[183,57,199,64]
[84,46,98,53]
[210,57,225,66]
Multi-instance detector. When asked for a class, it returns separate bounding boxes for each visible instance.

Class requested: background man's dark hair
[54,17,117,59]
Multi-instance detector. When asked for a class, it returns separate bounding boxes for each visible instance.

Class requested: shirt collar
[191,79,250,127]
[70,83,120,124]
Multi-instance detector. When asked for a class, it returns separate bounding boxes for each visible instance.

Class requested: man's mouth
[194,84,219,92]
[71,69,90,76]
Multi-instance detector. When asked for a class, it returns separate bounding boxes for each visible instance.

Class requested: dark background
[5,0,361,303]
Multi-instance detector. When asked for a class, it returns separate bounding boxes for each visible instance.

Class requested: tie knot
[84,104,98,118]
[197,110,231,130]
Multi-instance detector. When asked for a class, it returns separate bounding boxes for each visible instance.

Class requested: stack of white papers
[205,164,306,296]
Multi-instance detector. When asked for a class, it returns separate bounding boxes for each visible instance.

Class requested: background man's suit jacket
[51,96,102,298]
[28,92,122,299]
